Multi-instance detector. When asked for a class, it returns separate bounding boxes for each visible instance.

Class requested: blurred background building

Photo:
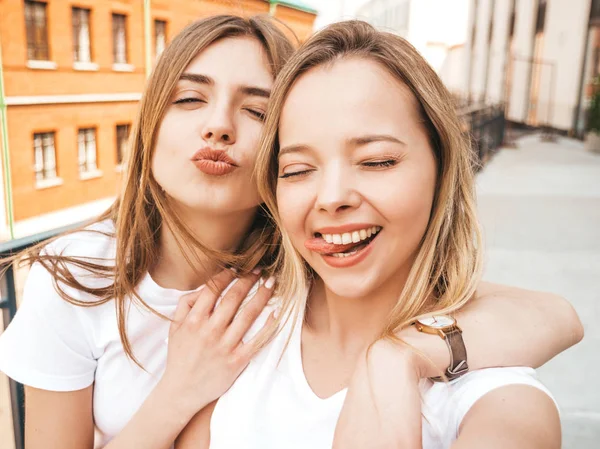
[314,0,600,138]
[466,0,597,138]
[0,0,316,240]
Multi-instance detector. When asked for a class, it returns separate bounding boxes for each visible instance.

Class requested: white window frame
[73,7,92,63]
[155,20,167,59]
[33,132,59,187]
[78,128,100,178]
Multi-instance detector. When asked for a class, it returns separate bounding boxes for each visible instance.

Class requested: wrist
[396,325,451,378]
[154,377,208,423]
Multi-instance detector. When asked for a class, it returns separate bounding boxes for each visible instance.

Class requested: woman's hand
[159,268,276,421]
[334,339,423,449]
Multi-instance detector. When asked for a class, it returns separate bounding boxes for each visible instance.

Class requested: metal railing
[0,222,84,449]
[459,102,506,170]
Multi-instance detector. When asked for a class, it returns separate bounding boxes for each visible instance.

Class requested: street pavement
[477,133,600,449]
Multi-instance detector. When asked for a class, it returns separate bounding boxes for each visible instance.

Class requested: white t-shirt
[210,308,557,449]
[0,219,203,447]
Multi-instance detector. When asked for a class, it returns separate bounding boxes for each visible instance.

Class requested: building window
[33,132,57,181]
[155,20,167,58]
[535,0,547,35]
[116,124,130,165]
[593,0,600,23]
[25,1,49,61]
[112,13,128,64]
[72,7,92,63]
[78,128,97,174]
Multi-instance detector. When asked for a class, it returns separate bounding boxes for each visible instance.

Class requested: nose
[314,163,361,215]
[201,105,236,146]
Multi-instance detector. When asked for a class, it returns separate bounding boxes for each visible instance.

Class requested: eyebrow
[240,86,271,99]
[278,134,406,158]
[179,73,271,98]
[180,73,213,85]
[349,134,406,146]
[278,144,310,158]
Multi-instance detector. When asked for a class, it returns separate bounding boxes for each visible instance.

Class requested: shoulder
[423,367,557,444]
[43,219,116,261]
[450,371,561,448]
[21,218,118,308]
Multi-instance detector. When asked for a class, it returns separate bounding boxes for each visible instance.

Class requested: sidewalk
[477,134,600,449]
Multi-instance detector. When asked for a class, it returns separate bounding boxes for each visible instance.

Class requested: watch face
[417,315,455,329]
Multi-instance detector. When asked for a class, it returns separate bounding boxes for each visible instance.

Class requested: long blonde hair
[10,15,295,365]
[256,20,483,337]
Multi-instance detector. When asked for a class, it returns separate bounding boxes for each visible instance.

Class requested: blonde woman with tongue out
[175,20,578,449]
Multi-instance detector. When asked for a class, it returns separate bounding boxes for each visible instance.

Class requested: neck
[306,269,411,353]
[150,205,256,291]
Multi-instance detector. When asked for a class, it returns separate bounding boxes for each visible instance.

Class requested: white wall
[506,0,536,122]
[537,0,590,130]
[471,0,495,100]
[486,0,512,104]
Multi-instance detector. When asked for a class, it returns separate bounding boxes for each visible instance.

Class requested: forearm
[104,381,199,449]
[398,282,584,378]
[334,342,422,449]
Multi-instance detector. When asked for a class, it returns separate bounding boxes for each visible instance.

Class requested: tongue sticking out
[305,236,369,255]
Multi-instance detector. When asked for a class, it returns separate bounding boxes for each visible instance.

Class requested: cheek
[378,162,436,236]
[276,184,312,241]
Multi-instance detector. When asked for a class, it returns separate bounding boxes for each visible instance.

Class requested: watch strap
[431,326,469,382]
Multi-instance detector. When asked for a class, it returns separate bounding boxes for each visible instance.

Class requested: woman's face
[276,58,437,299]
[153,37,273,216]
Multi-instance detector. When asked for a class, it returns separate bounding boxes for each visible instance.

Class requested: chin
[317,270,381,300]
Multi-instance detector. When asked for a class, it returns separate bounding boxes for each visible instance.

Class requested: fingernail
[264,276,275,289]
[230,267,238,273]
[252,268,261,275]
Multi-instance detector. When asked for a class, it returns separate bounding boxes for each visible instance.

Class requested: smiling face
[276,57,438,299]
[152,37,273,217]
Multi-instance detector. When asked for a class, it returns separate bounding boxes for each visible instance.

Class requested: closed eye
[245,108,266,121]
[362,160,398,168]
[278,169,313,179]
[173,97,205,105]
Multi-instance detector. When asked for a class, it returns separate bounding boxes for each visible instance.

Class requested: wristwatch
[414,315,468,382]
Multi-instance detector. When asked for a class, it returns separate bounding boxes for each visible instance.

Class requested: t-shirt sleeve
[0,261,97,391]
[446,367,558,437]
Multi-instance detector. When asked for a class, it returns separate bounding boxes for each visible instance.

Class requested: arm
[24,386,95,449]
[452,385,561,449]
[334,282,580,447]
[400,282,584,377]
[333,341,422,449]
[174,402,216,449]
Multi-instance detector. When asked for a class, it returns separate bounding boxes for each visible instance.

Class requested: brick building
[0,0,316,239]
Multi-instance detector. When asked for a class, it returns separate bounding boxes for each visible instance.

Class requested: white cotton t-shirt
[0,219,205,448]
[210,308,558,449]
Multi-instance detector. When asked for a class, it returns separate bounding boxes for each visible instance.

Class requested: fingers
[222,277,276,348]
[211,270,262,330]
[170,292,198,336]
[186,269,237,324]
[236,307,278,361]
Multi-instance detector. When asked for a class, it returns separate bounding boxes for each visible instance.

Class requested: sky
[302,0,470,46]
[302,0,371,29]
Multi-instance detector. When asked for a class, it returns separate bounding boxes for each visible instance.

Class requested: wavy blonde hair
[257,20,483,338]
[9,15,295,366]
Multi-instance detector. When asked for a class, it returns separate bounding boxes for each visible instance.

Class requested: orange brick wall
[8,101,137,220]
[0,0,316,221]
